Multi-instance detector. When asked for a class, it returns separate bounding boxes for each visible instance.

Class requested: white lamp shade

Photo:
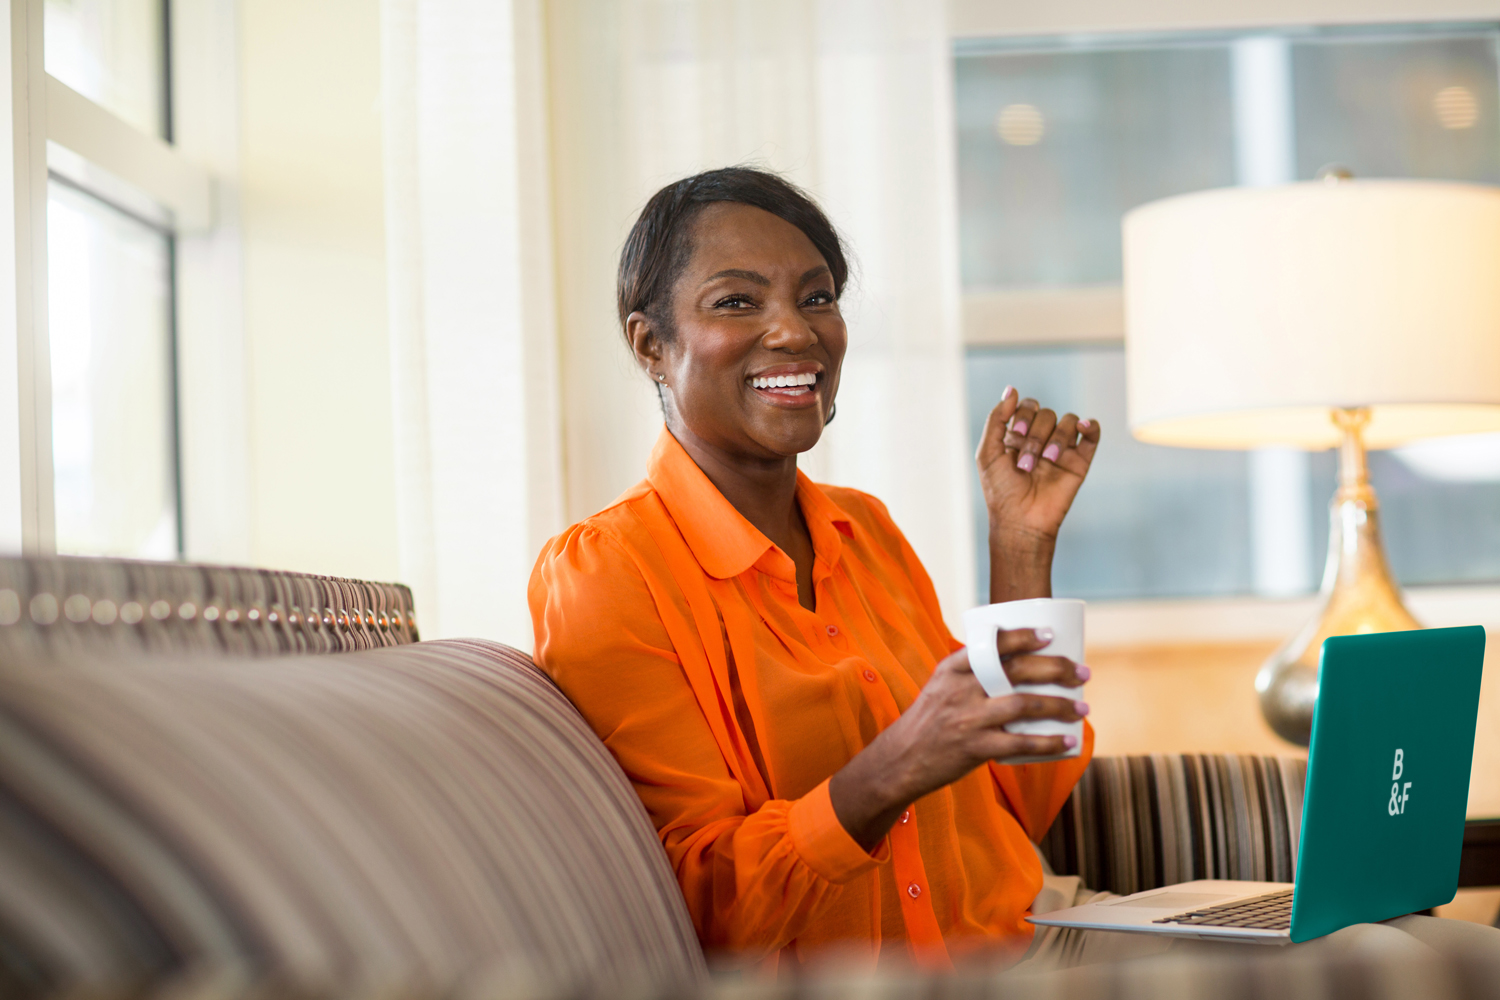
[1123,180,1500,450]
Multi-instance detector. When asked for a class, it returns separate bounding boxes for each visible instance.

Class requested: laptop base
[1027,880,1294,945]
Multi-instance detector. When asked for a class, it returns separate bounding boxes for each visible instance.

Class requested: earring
[656,373,667,384]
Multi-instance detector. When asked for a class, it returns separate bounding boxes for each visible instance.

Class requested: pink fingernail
[1079,418,1092,430]
[1013,420,1029,436]
[1075,664,1091,681]
[1003,385,1016,400]
[1074,701,1090,716]
[1063,735,1079,749]
[1017,453,1035,472]
[1042,444,1060,462]
[1035,627,1054,643]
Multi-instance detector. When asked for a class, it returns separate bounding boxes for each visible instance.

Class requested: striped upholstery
[708,946,1500,1000]
[0,639,706,996]
[0,556,419,659]
[1039,754,1309,897]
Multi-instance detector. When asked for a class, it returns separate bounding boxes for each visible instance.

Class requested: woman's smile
[747,363,824,408]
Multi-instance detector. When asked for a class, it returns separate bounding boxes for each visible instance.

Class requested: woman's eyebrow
[800,265,831,284]
[703,268,770,286]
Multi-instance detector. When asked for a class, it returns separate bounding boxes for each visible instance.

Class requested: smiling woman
[530,167,1099,971]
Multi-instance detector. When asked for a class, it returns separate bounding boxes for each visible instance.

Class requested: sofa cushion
[0,639,707,995]
[1040,754,1308,897]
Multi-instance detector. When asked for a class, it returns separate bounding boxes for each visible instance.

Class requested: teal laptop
[1028,625,1486,945]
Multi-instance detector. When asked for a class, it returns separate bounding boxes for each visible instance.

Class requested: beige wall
[237,0,400,582]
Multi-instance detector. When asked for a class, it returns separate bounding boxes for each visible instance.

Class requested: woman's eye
[802,290,834,307]
[714,295,755,309]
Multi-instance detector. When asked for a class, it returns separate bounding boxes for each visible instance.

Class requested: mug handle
[966,621,1015,698]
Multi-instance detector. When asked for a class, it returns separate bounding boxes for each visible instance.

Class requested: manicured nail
[1075,664,1091,681]
[1017,452,1035,472]
[1003,385,1016,400]
[1035,627,1054,643]
[1079,418,1092,430]
[1013,420,1029,436]
[1042,443,1060,462]
[1063,735,1079,749]
[1074,701,1090,716]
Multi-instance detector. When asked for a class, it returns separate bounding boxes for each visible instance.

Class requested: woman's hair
[616,167,849,337]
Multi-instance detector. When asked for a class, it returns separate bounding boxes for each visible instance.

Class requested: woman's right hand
[827,628,1089,851]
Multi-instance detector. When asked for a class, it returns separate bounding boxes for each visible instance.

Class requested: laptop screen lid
[1290,625,1485,942]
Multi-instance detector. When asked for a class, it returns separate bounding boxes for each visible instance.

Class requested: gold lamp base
[1255,408,1421,745]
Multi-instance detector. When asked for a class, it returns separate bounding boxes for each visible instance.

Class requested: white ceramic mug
[961,598,1085,762]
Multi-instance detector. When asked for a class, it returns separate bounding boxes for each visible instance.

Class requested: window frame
[1,0,240,560]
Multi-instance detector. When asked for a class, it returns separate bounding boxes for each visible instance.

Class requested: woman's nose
[761,304,817,351]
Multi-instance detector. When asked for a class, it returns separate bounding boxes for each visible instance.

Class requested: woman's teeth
[750,373,818,390]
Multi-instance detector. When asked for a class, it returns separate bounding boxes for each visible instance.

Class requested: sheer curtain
[381,0,563,644]
[548,0,978,623]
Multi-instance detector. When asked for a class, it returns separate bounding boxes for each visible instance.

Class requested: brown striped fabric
[0,639,706,996]
[709,944,1500,1000]
[0,556,419,660]
[29,935,1500,1000]
[1039,754,1309,897]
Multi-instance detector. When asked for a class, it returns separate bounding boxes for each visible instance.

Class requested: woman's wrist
[828,727,920,852]
[987,525,1055,603]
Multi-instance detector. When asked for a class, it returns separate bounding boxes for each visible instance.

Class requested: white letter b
[1392,748,1404,781]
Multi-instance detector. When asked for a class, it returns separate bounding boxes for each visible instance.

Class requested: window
[0,0,212,559]
[955,23,1500,601]
[47,180,177,558]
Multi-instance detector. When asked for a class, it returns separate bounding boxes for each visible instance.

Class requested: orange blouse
[529,428,1093,971]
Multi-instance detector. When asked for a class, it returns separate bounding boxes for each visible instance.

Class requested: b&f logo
[1388,748,1412,816]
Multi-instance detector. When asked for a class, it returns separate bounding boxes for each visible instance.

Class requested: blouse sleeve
[528,523,888,957]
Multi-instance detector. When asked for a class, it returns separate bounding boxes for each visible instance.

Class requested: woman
[529,168,1098,971]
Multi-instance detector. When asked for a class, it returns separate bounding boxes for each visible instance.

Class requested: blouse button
[907,882,923,899]
[900,809,910,824]
[826,624,839,636]
[862,669,877,683]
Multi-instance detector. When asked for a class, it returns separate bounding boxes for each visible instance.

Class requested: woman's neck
[670,427,803,548]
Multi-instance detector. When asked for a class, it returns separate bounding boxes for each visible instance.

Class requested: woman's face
[630,202,846,463]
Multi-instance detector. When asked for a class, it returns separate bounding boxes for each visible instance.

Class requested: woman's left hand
[975,388,1100,599]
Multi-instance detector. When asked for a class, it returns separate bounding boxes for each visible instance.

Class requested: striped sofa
[1,557,1490,1000]
[1040,753,1306,896]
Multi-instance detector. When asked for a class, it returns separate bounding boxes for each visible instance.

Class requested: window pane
[954,44,1235,288]
[45,0,166,139]
[49,182,177,559]
[1293,34,1500,183]
[966,351,1500,600]
[1362,448,1500,586]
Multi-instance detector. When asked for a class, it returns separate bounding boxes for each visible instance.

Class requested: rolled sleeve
[788,778,890,884]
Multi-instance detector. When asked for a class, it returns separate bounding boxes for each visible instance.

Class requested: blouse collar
[646,426,853,584]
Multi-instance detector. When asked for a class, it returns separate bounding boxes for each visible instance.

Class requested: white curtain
[547,0,978,623]
[381,0,564,645]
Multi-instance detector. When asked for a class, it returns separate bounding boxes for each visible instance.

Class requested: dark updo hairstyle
[616,166,849,340]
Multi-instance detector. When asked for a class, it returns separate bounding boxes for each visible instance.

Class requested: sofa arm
[1039,754,1307,897]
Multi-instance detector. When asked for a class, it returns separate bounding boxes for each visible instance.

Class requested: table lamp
[1122,178,1500,745]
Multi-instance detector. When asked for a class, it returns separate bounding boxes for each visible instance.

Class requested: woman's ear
[626,310,666,380]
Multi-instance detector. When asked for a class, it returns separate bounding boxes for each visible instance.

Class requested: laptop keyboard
[1151,888,1293,930]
